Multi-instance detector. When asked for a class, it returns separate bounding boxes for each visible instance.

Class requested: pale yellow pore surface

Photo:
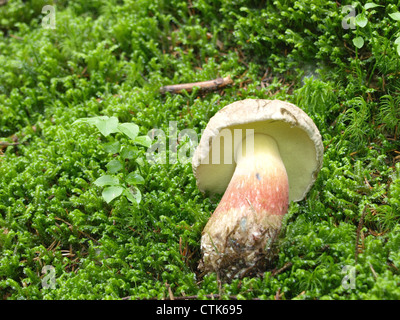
[200,134,289,277]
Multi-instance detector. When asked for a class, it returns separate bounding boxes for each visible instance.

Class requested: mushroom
[192,99,324,277]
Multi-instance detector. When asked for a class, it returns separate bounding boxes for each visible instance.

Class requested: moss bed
[1,0,400,300]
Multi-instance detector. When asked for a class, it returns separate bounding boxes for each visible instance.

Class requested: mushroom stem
[200,133,289,277]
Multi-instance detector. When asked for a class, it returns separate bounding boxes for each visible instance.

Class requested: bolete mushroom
[192,99,323,277]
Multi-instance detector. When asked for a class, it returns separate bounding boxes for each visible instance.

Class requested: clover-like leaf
[395,36,400,56]
[94,116,119,137]
[125,172,145,185]
[123,186,142,204]
[72,116,119,137]
[117,123,139,141]
[72,116,107,126]
[103,141,121,154]
[353,36,364,49]
[120,146,138,159]
[388,12,400,21]
[106,160,124,174]
[355,13,368,28]
[102,186,124,203]
[364,3,382,10]
[134,135,152,148]
[94,175,120,187]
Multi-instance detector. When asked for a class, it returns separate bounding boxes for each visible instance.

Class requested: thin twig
[0,141,19,148]
[166,283,174,300]
[355,205,368,263]
[368,262,378,280]
[274,288,281,300]
[9,34,23,41]
[271,262,293,277]
[160,75,233,94]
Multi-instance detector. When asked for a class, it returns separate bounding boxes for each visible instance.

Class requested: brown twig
[160,75,233,94]
[274,288,282,300]
[165,283,175,300]
[0,141,19,149]
[271,262,293,277]
[355,205,368,263]
[9,34,23,41]
[368,262,378,280]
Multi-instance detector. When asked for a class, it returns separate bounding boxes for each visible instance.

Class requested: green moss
[1,0,400,300]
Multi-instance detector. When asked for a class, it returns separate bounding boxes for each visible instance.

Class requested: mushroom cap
[192,99,324,202]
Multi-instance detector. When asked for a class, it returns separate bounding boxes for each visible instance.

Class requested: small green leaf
[94,175,120,187]
[395,37,400,56]
[364,3,382,10]
[102,186,124,203]
[72,117,104,126]
[73,116,120,137]
[123,188,136,203]
[123,187,142,204]
[388,12,400,21]
[125,172,145,185]
[117,123,139,140]
[106,160,124,173]
[355,13,368,28]
[353,37,364,49]
[134,135,152,148]
[94,116,119,137]
[103,141,121,154]
[136,157,145,167]
[120,146,138,159]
